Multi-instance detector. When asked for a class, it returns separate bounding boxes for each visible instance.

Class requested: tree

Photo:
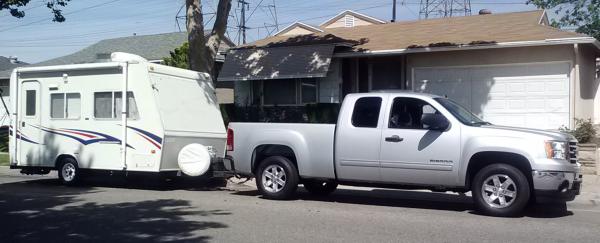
[528,0,600,40]
[1,0,71,22]
[186,0,232,78]
[163,42,190,69]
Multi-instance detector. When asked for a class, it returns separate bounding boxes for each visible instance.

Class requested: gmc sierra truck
[224,92,582,216]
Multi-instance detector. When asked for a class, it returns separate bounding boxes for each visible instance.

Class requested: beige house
[275,10,385,36]
[219,10,600,130]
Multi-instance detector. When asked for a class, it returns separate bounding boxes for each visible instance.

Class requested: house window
[344,15,355,27]
[94,91,139,119]
[596,57,600,79]
[261,79,318,105]
[51,93,81,119]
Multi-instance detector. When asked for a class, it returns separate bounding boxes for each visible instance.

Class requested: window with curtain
[25,90,36,116]
[114,92,140,119]
[94,92,113,118]
[51,93,81,119]
[50,93,65,118]
[301,79,317,104]
[66,93,81,119]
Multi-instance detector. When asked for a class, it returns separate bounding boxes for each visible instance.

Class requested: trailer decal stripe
[127,126,163,144]
[137,133,162,149]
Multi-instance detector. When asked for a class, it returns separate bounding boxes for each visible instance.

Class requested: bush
[559,118,597,143]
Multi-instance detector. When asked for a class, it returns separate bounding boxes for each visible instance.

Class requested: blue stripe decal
[127,126,162,144]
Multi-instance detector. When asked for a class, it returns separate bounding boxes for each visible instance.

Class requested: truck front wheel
[303,180,338,196]
[471,163,530,217]
[256,156,299,200]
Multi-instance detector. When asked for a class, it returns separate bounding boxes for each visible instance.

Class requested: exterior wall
[323,15,377,28]
[279,26,318,36]
[318,59,341,103]
[577,44,600,122]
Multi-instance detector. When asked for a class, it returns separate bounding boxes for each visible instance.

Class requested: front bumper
[532,170,582,202]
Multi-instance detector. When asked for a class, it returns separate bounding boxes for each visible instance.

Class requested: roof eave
[334,37,600,57]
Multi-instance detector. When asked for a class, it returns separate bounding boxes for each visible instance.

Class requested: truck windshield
[433,98,491,126]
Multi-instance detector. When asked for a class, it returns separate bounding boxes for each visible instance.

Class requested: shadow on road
[0,179,230,242]
[234,186,574,218]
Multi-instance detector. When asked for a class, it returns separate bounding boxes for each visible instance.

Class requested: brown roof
[245,10,589,52]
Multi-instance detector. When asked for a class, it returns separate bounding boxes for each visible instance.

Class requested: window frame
[256,78,319,106]
[93,91,139,120]
[351,96,382,128]
[50,92,81,120]
[387,97,441,130]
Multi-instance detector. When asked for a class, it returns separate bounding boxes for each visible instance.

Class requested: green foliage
[528,0,600,40]
[163,42,190,69]
[559,118,597,143]
[1,0,71,22]
[0,133,7,152]
[0,154,8,166]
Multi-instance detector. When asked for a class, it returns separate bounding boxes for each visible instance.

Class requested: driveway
[1,167,599,242]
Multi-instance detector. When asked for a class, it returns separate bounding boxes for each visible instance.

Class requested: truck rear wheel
[58,157,81,186]
[303,180,338,196]
[256,156,299,200]
[471,163,530,217]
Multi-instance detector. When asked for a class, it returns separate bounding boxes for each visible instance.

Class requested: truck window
[351,97,382,128]
[25,90,36,116]
[389,97,438,129]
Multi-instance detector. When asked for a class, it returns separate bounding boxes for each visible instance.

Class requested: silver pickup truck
[224,92,582,216]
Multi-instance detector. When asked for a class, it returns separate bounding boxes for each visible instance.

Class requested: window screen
[66,93,81,119]
[25,90,36,116]
[263,79,296,105]
[94,92,113,118]
[351,97,382,128]
[50,93,65,118]
[114,92,139,119]
[301,79,317,103]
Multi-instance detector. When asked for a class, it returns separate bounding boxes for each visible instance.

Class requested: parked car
[224,91,582,217]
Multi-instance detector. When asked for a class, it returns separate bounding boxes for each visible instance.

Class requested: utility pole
[392,0,397,22]
[238,0,250,44]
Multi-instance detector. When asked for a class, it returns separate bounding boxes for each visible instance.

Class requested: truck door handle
[385,135,403,142]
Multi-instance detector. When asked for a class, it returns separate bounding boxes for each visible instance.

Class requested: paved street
[1,167,599,243]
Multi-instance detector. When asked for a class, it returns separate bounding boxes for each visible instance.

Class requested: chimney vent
[8,56,18,64]
[479,9,492,15]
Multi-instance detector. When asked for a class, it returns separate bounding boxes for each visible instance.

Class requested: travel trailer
[8,52,227,184]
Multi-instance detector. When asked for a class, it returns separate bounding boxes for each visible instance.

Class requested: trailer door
[18,81,42,166]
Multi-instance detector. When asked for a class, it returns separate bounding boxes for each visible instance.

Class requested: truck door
[335,95,387,181]
[18,81,42,166]
[379,96,461,186]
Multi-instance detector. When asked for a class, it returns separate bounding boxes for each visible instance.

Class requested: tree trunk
[187,0,232,79]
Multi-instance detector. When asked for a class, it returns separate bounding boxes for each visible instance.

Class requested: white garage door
[413,62,570,129]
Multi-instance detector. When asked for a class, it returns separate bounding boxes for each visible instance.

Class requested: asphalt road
[1,168,600,243]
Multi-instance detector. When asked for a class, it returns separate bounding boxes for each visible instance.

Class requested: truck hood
[479,125,575,142]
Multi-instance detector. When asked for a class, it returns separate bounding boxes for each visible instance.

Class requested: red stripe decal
[58,129,97,138]
[139,133,161,149]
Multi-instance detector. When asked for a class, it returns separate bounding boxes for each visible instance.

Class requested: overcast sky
[0,0,538,63]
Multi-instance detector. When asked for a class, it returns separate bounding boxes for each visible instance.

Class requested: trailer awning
[217,44,335,81]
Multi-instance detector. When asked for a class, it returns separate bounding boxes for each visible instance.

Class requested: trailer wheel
[58,157,81,186]
[471,163,530,217]
[303,180,338,196]
[256,156,299,200]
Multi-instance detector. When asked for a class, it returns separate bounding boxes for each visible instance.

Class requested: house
[274,10,386,36]
[0,32,236,107]
[218,10,600,130]
[0,56,28,127]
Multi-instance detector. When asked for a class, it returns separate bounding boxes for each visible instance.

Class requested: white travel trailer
[8,52,227,184]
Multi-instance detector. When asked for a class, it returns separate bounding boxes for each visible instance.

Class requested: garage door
[413,63,570,129]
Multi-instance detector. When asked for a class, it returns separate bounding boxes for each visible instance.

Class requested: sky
[0,0,538,63]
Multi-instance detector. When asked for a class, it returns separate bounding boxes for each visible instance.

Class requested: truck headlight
[545,141,567,160]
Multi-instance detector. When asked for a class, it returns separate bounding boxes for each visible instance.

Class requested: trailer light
[226,128,234,151]
[151,149,156,154]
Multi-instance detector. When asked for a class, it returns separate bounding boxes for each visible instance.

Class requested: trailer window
[51,93,81,119]
[94,91,139,119]
[351,97,382,128]
[25,90,36,116]
[94,92,113,118]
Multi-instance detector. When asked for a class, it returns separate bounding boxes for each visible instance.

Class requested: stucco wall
[578,44,600,121]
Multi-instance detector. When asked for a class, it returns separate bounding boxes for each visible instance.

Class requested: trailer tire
[256,156,299,200]
[471,163,530,217]
[303,180,338,196]
[58,157,81,186]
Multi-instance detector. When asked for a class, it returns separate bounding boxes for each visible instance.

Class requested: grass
[0,153,9,166]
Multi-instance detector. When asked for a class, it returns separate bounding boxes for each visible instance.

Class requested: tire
[471,163,530,217]
[58,157,81,186]
[303,180,338,196]
[255,156,299,200]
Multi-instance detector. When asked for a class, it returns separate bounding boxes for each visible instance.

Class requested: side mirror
[422,113,449,131]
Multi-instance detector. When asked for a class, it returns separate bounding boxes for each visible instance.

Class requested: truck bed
[228,122,336,179]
